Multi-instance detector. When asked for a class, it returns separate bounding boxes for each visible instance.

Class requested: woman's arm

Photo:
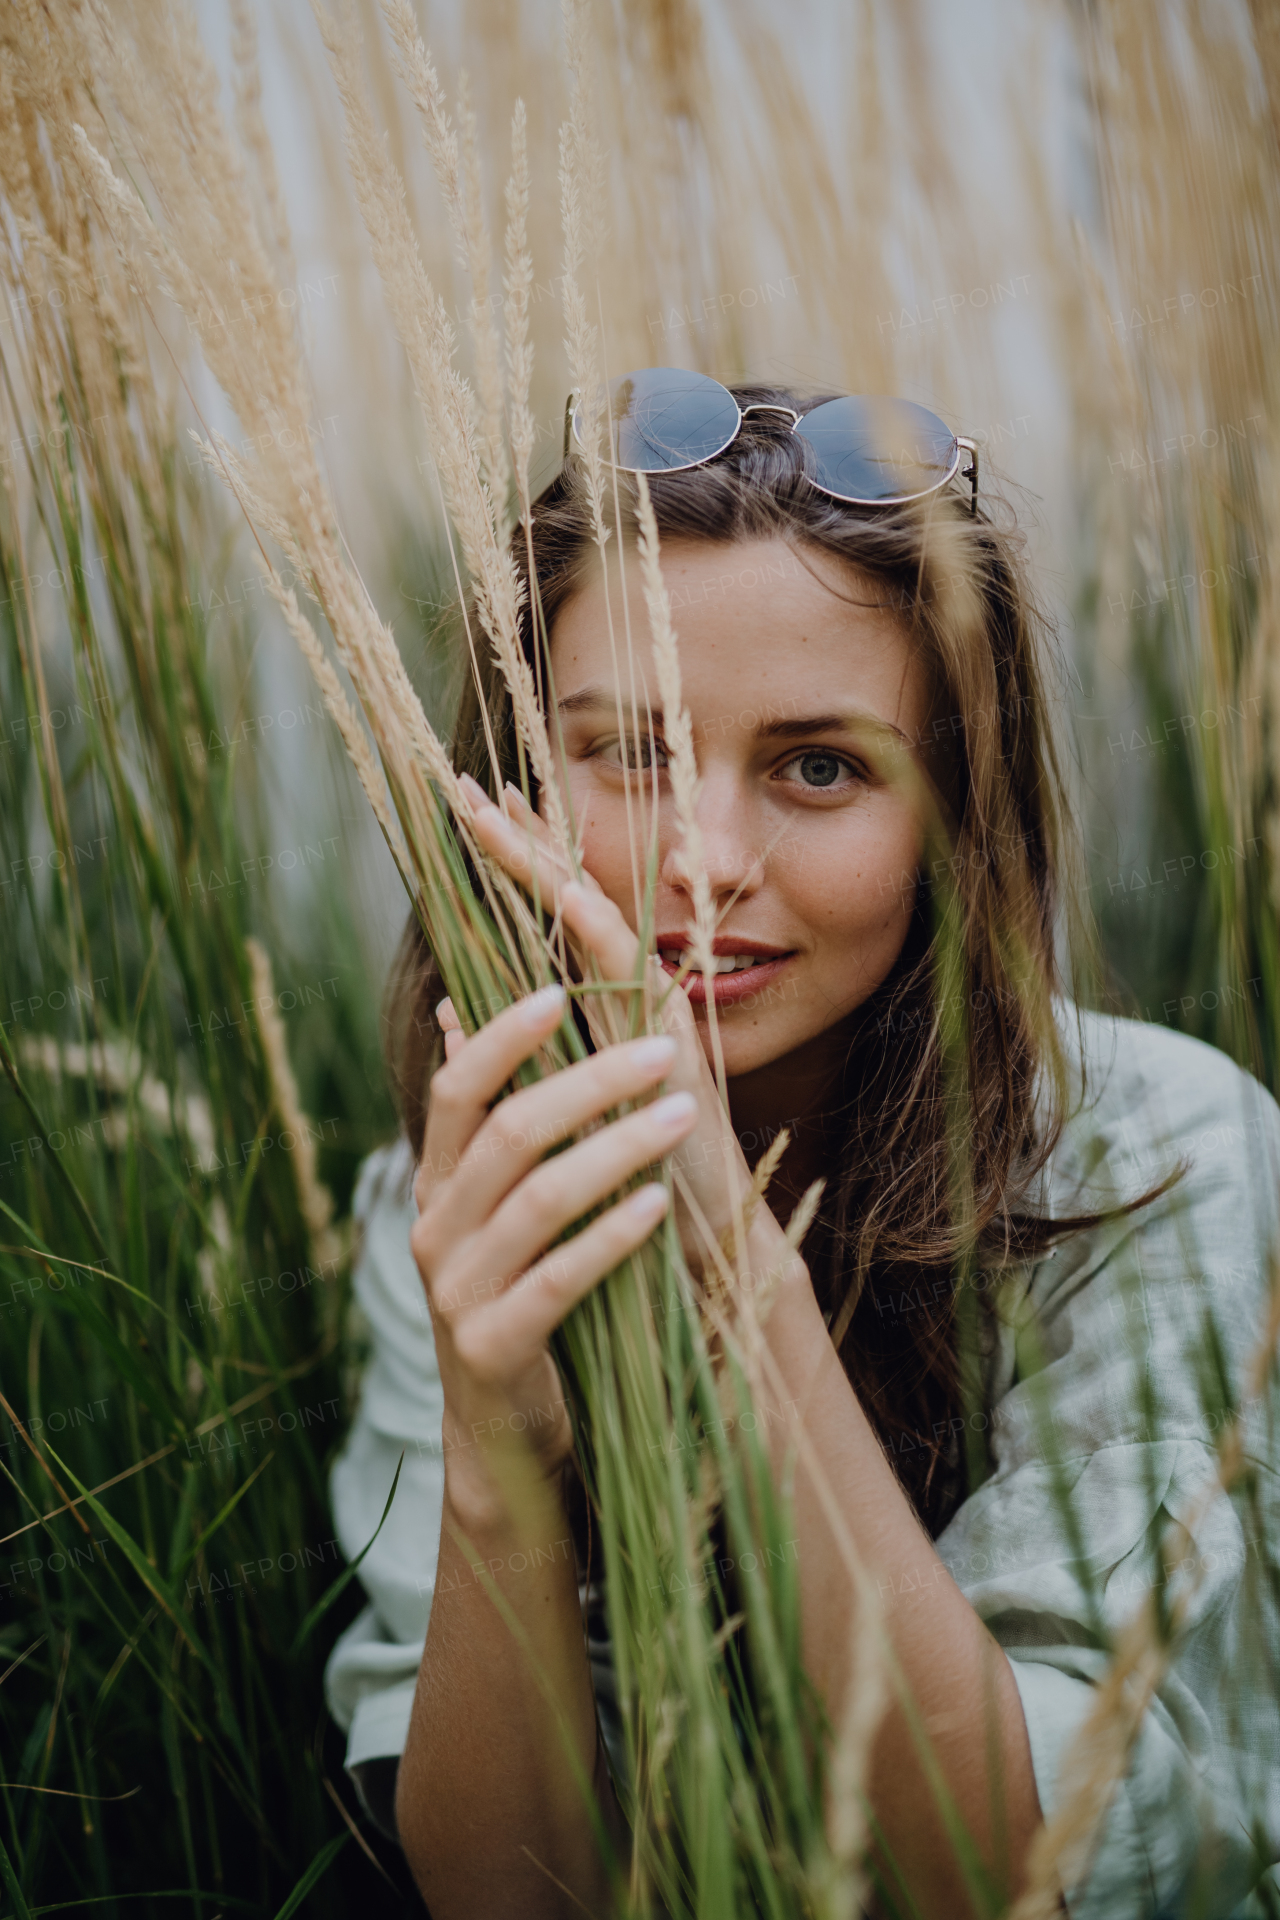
[759,1252,1042,1918]
[393,974,696,1915]
[397,1462,625,1916]
[456,780,1044,1918]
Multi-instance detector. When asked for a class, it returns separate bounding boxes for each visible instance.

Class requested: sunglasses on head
[563,366,979,516]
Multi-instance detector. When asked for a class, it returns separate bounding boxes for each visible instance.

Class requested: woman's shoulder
[1062,1001,1274,1120]
[348,1135,422,1334]
[1016,1006,1280,1418]
[345,1135,442,1441]
[1049,1002,1280,1208]
[352,1134,416,1227]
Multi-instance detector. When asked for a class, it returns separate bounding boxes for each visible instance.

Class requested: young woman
[323,382,1280,1919]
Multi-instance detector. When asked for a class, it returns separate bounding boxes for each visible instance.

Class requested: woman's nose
[659,780,766,903]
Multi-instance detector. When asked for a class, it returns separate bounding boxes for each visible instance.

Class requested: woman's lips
[657,950,796,1007]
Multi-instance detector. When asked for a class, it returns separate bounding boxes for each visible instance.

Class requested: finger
[436,996,467,1063]
[498,780,562,844]
[419,982,566,1203]
[558,886,700,1051]
[440,1091,697,1311]
[559,878,644,993]
[433,1031,680,1233]
[496,789,686,1026]
[463,777,658,1020]
[461,778,701,1072]
[451,1184,670,1383]
[497,784,602,899]
[496,788,695,1032]
[462,771,576,891]
[463,774,612,926]
[495,778,606,889]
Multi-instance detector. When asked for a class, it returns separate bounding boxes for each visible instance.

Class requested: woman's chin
[690,1013,807,1083]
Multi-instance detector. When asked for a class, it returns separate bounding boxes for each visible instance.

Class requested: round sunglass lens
[573,367,740,471]
[792,395,957,502]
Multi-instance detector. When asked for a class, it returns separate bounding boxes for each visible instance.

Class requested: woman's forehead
[548,534,929,739]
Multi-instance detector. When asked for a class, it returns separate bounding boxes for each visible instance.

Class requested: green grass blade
[288,1452,404,1657]
[269,1833,349,1920]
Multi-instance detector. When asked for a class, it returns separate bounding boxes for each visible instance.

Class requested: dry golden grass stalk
[557,0,610,547]
[269,577,407,856]
[230,0,297,294]
[632,469,712,948]
[317,0,571,857]
[1076,0,1280,917]
[56,7,569,1051]
[503,97,537,530]
[380,0,509,506]
[245,938,341,1275]
[594,0,733,378]
[633,467,759,1286]
[68,1,495,899]
[0,8,1057,1905]
[456,68,512,508]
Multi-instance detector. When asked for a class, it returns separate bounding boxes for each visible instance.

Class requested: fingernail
[631,1035,677,1072]
[651,1090,697,1130]
[519,982,566,1026]
[503,780,528,807]
[627,1182,668,1220]
[435,996,454,1021]
[459,771,493,806]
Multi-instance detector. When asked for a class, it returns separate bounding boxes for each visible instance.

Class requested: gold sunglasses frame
[562,378,979,516]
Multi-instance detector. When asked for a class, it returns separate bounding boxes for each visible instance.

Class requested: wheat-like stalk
[340,0,572,853]
[70,0,539,968]
[17,4,1277,1912]
[229,0,297,293]
[557,0,610,550]
[38,31,849,1907]
[245,938,341,1274]
[503,97,537,530]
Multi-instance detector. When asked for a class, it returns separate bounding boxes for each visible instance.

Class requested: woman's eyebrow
[555,688,907,746]
[760,710,909,745]
[555,686,661,719]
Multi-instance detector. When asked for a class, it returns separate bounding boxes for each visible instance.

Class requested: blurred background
[1,0,1275,1911]
[183,0,1278,1058]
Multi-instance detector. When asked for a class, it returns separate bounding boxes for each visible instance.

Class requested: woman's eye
[601,736,668,771]
[779,750,857,791]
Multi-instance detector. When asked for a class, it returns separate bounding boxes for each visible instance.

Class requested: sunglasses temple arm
[956,436,978,517]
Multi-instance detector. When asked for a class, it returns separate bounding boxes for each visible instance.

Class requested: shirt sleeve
[935,1018,1280,1919]
[322,1138,631,1791]
[323,1138,445,1770]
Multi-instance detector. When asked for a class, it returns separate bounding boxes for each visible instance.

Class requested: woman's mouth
[656,942,796,1007]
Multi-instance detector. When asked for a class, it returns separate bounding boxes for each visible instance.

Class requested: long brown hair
[387,385,1148,1535]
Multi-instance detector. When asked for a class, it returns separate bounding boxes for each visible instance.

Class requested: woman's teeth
[660,951,770,975]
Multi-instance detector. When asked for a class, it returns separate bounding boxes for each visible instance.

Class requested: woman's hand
[456,773,803,1296]
[411,974,699,1517]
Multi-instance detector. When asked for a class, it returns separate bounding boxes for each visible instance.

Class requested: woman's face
[543,534,934,1080]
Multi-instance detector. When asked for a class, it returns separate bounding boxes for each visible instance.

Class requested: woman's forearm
[396,1471,623,1917]
[760,1260,1042,1918]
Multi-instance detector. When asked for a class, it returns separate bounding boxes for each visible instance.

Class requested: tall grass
[1,5,877,1913]
[0,1,1278,1916]
[0,176,406,1920]
[1064,0,1278,1082]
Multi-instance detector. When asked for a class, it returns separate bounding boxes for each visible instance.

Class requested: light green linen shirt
[323,1009,1280,1916]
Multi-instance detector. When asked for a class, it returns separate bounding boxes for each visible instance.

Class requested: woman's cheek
[569,785,641,925]
[786,804,917,923]
[854,799,923,912]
